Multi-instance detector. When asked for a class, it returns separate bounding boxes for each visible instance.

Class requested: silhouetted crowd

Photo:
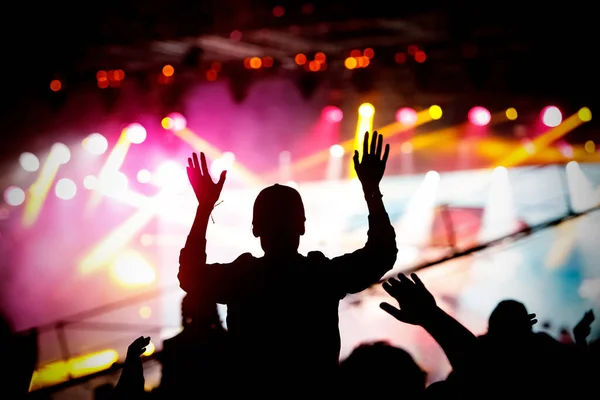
[2,132,598,398]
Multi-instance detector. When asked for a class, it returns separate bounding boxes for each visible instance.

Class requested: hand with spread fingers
[380,273,438,326]
[186,152,227,208]
[353,131,390,192]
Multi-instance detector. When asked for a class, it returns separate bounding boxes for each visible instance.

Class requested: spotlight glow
[329,144,345,158]
[19,152,40,172]
[125,123,147,144]
[358,103,375,118]
[83,133,108,155]
[322,106,343,123]
[468,106,491,126]
[396,108,418,126]
[167,113,187,131]
[429,105,442,120]
[55,178,77,200]
[4,186,25,206]
[541,106,562,127]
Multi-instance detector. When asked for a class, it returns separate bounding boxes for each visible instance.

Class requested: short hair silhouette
[488,299,532,335]
[251,184,306,254]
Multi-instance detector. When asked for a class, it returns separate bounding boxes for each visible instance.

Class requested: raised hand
[573,309,594,344]
[186,152,226,207]
[379,273,437,325]
[126,336,151,362]
[353,131,390,190]
[114,336,150,398]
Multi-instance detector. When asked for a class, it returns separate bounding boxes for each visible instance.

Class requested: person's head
[488,299,534,337]
[252,184,306,256]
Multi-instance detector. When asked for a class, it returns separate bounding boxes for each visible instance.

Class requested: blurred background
[0,1,599,397]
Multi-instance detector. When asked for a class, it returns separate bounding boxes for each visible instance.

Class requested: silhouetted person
[339,341,426,398]
[0,313,38,399]
[113,336,150,399]
[157,294,228,397]
[178,132,397,391]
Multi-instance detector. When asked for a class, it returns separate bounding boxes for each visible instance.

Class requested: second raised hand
[186,152,227,207]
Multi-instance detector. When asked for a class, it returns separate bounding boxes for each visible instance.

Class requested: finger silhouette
[352,150,359,169]
[362,131,369,159]
[193,152,200,171]
[188,157,193,169]
[380,302,408,322]
[200,153,210,178]
[216,170,227,191]
[382,143,390,164]
[375,133,383,157]
[410,273,425,288]
[528,313,537,326]
[370,131,377,154]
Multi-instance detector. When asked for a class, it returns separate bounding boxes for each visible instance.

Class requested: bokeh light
[322,106,343,123]
[468,106,491,126]
[137,169,152,183]
[506,107,518,120]
[83,133,108,155]
[83,175,97,190]
[578,107,592,122]
[125,123,147,144]
[358,103,375,118]
[396,108,418,126]
[4,186,25,206]
[19,152,40,172]
[55,178,77,200]
[330,144,345,158]
[51,143,71,164]
[584,141,596,153]
[541,106,562,127]
[167,113,187,131]
[428,105,442,120]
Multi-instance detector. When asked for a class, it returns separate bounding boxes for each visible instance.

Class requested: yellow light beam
[88,130,132,208]
[173,128,263,186]
[22,150,63,227]
[495,114,583,168]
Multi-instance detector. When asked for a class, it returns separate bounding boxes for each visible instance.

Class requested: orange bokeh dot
[363,48,374,58]
[243,58,252,69]
[315,52,326,63]
[96,70,108,81]
[395,53,406,63]
[357,56,370,68]
[162,65,175,76]
[414,51,427,63]
[273,6,284,17]
[350,49,361,58]
[98,79,109,89]
[113,69,125,80]
[50,80,61,92]
[206,69,218,81]
[262,57,274,67]
[308,60,320,71]
[295,53,307,65]
[249,57,262,69]
[344,57,357,69]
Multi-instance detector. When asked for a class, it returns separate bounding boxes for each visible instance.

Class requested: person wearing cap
[178,131,397,393]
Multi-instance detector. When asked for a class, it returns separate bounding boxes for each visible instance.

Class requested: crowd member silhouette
[178,131,398,392]
[156,294,228,397]
[113,336,150,399]
[0,313,38,399]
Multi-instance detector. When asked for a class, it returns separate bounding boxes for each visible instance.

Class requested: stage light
[51,143,71,164]
[330,144,345,158]
[468,106,491,126]
[4,186,25,206]
[167,113,187,131]
[396,107,418,126]
[99,171,128,196]
[125,123,147,144]
[19,152,40,172]
[506,107,518,120]
[322,106,343,123]
[578,107,592,122]
[541,106,562,127]
[83,133,108,155]
[137,169,152,183]
[585,141,596,153]
[429,105,442,120]
[83,175,97,190]
[55,178,77,200]
[358,103,375,118]
[155,161,185,188]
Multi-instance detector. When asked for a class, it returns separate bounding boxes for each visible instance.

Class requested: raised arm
[326,131,398,295]
[177,152,236,303]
